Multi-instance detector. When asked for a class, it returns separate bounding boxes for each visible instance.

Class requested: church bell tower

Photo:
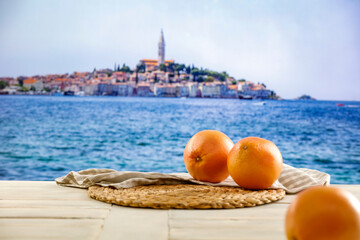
[158,29,165,66]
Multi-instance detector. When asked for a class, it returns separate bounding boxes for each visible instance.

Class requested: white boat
[253,101,266,106]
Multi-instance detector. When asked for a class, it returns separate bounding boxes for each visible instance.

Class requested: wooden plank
[0,186,90,200]
[274,184,360,204]
[0,199,110,209]
[0,181,55,187]
[0,218,103,240]
[169,204,288,240]
[276,194,296,204]
[0,181,358,240]
[170,218,284,229]
[0,207,110,219]
[168,185,360,240]
[170,223,285,240]
[0,191,90,200]
[0,180,91,200]
[277,185,360,204]
[332,184,360,198]
[169,203,288,220]
[99,205,168,240]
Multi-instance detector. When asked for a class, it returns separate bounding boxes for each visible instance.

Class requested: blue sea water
[0,95,359,183]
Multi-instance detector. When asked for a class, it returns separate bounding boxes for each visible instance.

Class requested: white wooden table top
[0,181,359,240]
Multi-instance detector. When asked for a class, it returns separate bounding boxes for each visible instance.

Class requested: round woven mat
[88,184,286,209]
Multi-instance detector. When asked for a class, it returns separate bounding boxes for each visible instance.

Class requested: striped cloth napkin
[55,163,330,194]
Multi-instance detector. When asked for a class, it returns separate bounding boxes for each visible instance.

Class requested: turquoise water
[0,96,359,183]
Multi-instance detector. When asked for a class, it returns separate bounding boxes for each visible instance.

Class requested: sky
[0,0,359,100]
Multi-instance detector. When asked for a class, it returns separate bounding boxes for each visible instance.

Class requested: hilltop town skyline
[1,29,281,100]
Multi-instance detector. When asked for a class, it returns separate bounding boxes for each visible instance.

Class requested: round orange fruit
[183,130,234,183]
[285,186,360,240]
[227,137,283,189]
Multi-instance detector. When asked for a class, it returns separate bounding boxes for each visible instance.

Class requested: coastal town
[0,30,278,100]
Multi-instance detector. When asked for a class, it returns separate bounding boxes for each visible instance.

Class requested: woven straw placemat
[88,184,286,209]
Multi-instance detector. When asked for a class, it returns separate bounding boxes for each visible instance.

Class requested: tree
[174,63,185,75]
[167,62,175,73]
[154,73,158,83]
[136,63,146,73]
[191,68,200,78]
[159,64,166,72]
[0,80,8,89]
[19,86,29,92]
[120,64,131,73]
[17,77,25,87]
[30,86,36,91]
[204,76,214,82]
[196,76,204,82]
[135,71,139,84]
[232,80,237,85]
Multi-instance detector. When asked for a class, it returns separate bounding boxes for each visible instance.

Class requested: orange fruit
[227,137,283,189]
[183,130,234,183]
[285,186,360,240]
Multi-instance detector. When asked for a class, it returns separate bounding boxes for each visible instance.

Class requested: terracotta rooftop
[23,78,37,84]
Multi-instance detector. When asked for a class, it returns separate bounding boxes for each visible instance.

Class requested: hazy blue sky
[0,0,359,100]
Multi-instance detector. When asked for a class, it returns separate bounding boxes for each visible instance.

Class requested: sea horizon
[1,94,359,103]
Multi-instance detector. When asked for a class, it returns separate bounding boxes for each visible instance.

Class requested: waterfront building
[83,83,98,96]
[43,80,59,91]
[97,82,111,95]
[111,83,133,96]
[154,83,176,97]
[218,82,227,97]
[154,84,165,96]
[248,89,272,99]
[188,83,199,98]
[23,78,43,91]
[239,82,251,92]
[237,82,245,92]
[200,83,222,98]
[0,77,16,86]
[136,83,154,97]
[2,86,19,94]
[139,59,174,72]
[223,84,237,98]
[237,82,273,99]
[164,84,176,97]
[179,73,190,81]
[175,84,189,97]
[67,85,80,94]
[112,71,129,82]
[151,70,166,83]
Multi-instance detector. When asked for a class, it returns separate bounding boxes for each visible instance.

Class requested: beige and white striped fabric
[55,163,330,194]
